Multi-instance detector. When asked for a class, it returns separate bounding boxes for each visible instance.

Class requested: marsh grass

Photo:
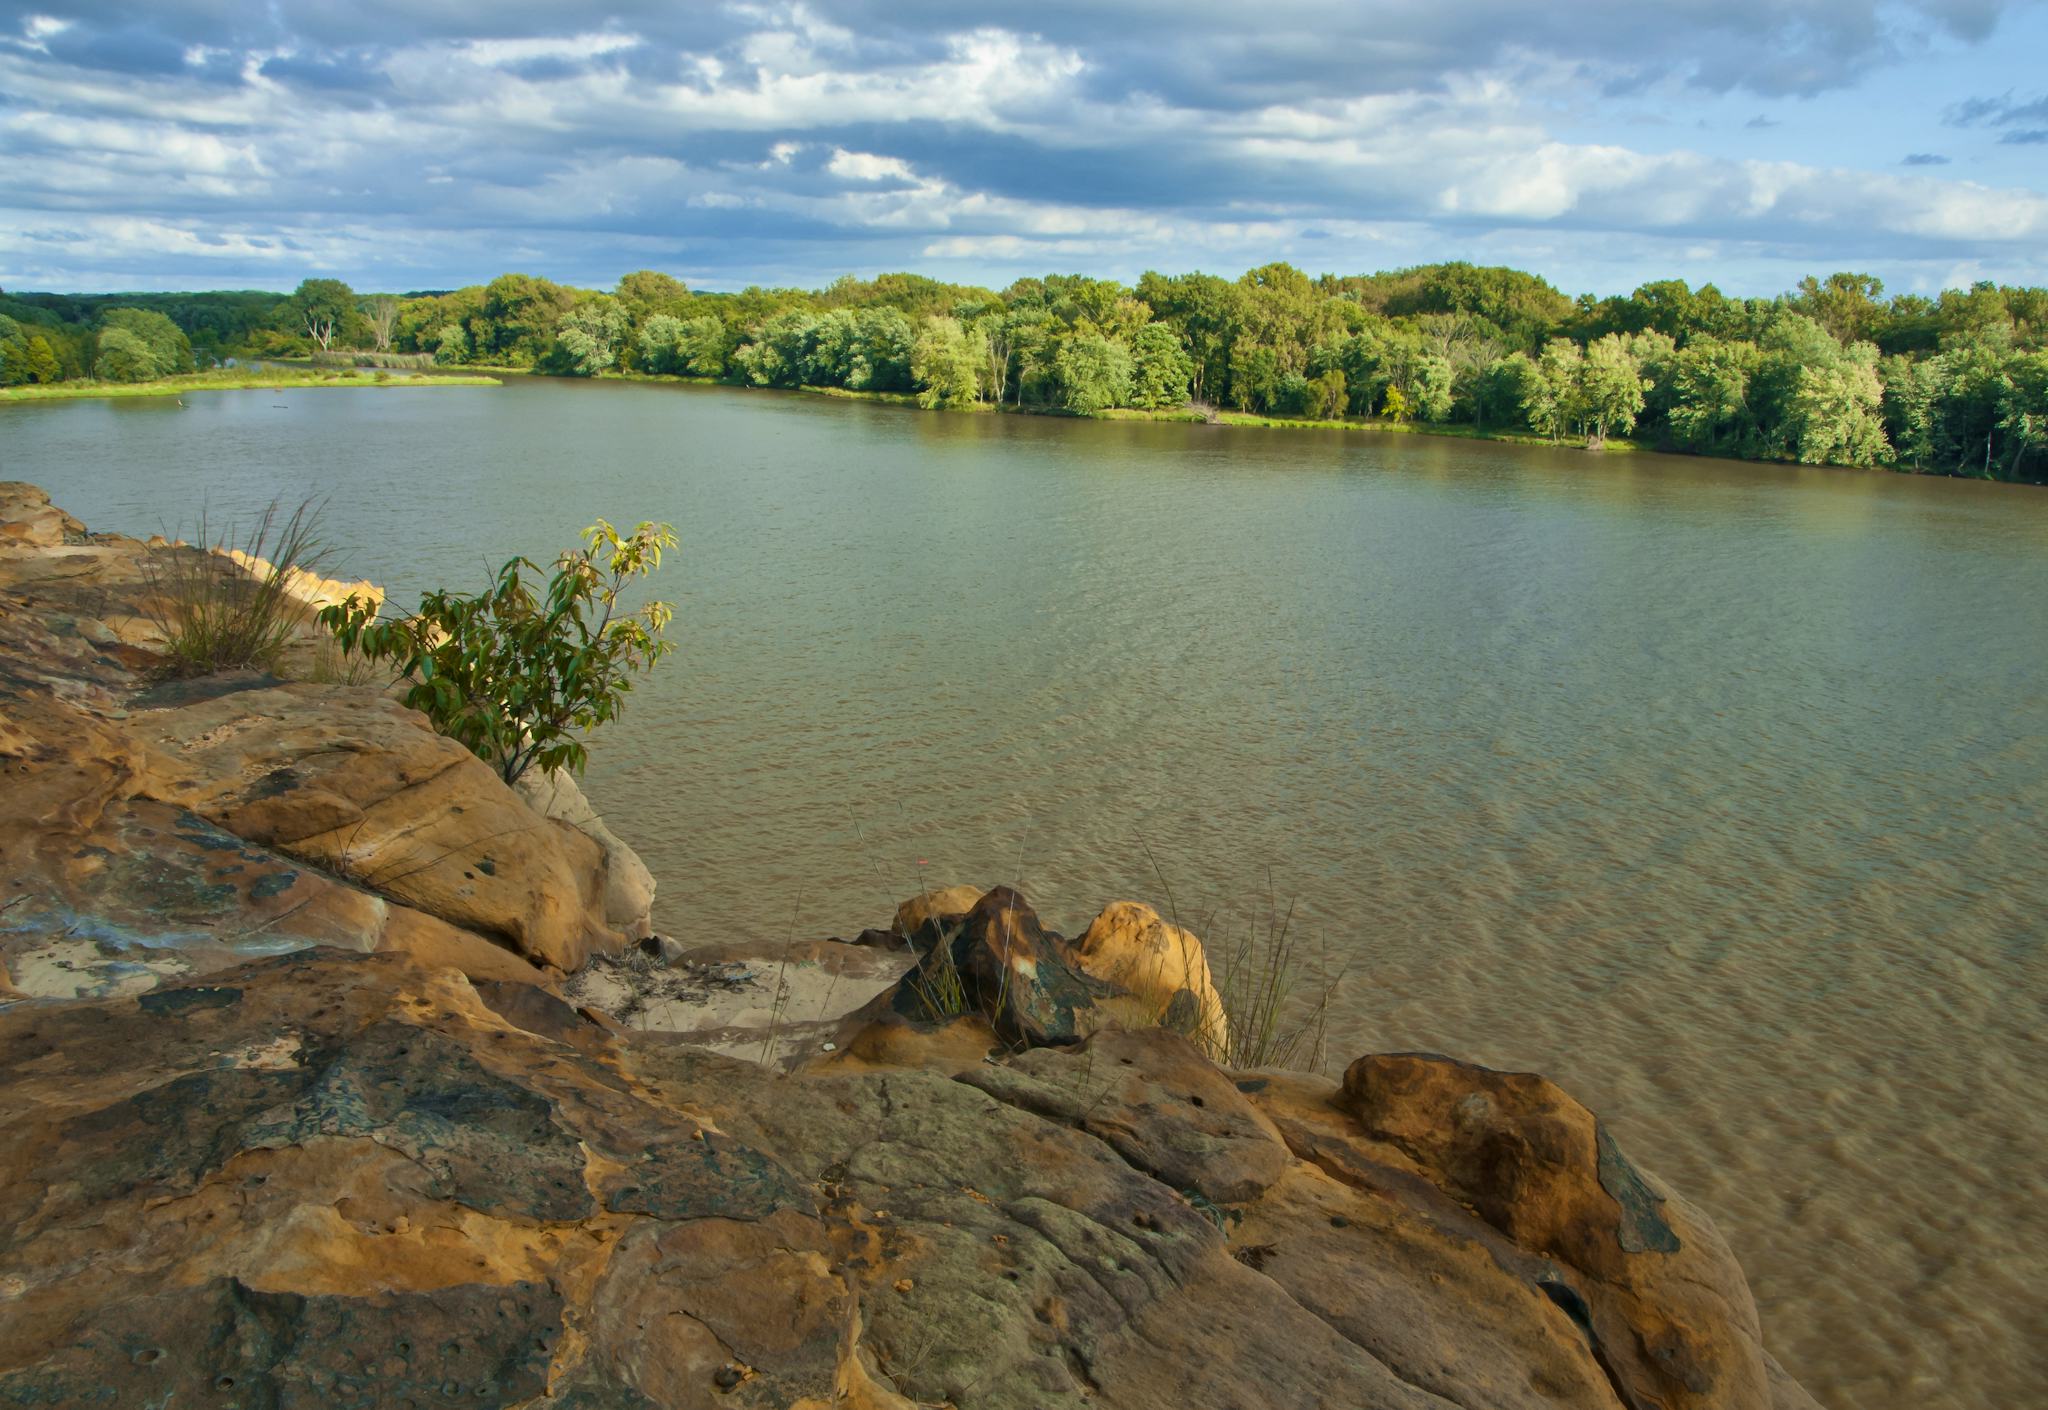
[142,499,330,678]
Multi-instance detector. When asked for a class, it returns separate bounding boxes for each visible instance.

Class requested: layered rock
[0,946,1815,1410]
[0,487,635,991]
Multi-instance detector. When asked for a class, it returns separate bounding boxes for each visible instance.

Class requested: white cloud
[457,33,642,68]
[827,149,915,181]
[1,6,2044,293]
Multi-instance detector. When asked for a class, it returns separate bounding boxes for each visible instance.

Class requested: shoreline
[564,366,1652,454]
[0,368,501,403]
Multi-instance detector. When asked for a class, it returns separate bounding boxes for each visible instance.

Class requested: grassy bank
[0,368,500,403]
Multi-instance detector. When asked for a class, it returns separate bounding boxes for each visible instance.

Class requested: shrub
[142,500,330,678]
[320,520,678,785]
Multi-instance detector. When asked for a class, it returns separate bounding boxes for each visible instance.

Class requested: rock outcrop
[517,765,658,941]
[0,487,1816,1410]
[0,488,632,991]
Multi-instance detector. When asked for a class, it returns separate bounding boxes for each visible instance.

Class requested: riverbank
[0,480,1819,1410]
[561,367,1658,456]
[0,367,500,403]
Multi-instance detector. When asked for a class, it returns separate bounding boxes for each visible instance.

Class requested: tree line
[4,264,2043,482]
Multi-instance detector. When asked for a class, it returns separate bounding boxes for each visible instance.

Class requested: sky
[3,1,2046,299]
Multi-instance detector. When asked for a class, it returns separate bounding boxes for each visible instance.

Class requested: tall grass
[1143,846,1340,1071]
[1209,893,1340,1072]
[141,499,330,678]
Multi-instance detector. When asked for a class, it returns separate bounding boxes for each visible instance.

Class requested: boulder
[0,482,84,549]
[1073,900,1230,1059]
[890,882,984,947]
[1337,1052,1782,1410]
[515,765,656,940]
[891,886,1115,1048]
[121,680,617,972]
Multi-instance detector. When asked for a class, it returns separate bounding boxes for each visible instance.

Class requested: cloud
[1902,152,1951,165]
[0,1,2044,295]
[1999,128,2048,144]
[1946,89,2048,127]
[826,148,916,182]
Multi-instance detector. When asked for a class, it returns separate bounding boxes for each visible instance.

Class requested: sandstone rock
[891,882,984,943]
[961,1026,1292,1205]
[1074,899,1230,1059]
[1338,1052,1778,1410]
[122,680,616,971]
[0,482,84,548]
[515,764,656,940]
[0,935,1818,1410]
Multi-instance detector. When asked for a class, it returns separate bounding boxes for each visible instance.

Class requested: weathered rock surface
[891,882,986,942]
[0,489,638,986]
[124,678,616,971]
[0,488,1815,1410]
[517,765,657,941]
[0,481,85,548]
[1073,899,1231,1058]
[882,886,1118,1048]
[0,946,1814,1409]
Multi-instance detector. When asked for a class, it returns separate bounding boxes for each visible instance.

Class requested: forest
[4,263,2044,482]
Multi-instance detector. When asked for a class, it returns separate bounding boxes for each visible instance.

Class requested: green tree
[1382,384,1412,423]
[1669,339,1761,455]
[1997,352,2048,481]
[1788,343,1889,466]
[1227,341,1282,412]
[675,315,731,378]
[911,315,984,408]
[554,297,629,376]
[1053,334,1133,413]
[1128,323,1194,409]
[320,521,678,786]
[433,323,470,366]
[1522,339,1582,441]
[92,326,158,382]
[290,278,356,352]
[1577,333,1650,442]
[1307,368,1347,420]
[97,308,194,379]
[1794,273,1888,346]
[637,314,688,374]
[24,334,60,383]
[615,270,689,317]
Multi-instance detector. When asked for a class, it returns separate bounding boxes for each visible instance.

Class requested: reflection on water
[8,377,2046,1408]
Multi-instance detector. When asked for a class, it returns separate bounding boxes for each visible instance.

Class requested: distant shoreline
[550,367,1647,456]
[0,367,501,403]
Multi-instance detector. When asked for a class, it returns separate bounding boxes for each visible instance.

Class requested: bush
[142,500,330,677]
[320,520,677,784]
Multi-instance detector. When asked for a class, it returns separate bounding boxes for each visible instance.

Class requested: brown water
[6,377,2045,1407]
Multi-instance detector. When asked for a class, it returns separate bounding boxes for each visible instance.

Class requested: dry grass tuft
[142,499,330,678]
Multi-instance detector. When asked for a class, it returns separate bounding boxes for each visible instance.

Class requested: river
[4,375,2043,1408]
